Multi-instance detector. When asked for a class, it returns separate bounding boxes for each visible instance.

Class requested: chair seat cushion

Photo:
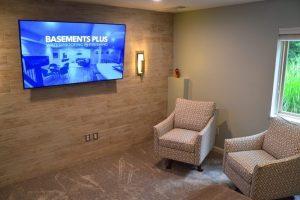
[159,128,198,153]
[227,150,276,183]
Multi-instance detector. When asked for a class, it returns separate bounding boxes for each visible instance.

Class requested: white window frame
[270,28,300,124]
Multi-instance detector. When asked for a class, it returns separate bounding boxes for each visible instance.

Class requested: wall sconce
[136,51,145,76]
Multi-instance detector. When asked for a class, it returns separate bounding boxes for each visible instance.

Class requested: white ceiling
[60,0,265,13]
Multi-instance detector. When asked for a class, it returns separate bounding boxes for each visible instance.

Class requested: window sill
[276,114,300,125]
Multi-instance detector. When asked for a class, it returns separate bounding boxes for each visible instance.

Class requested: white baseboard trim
[213,146,224,155]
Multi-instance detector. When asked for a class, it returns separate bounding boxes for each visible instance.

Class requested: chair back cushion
[174,98,215,132]
[262,117,300,159]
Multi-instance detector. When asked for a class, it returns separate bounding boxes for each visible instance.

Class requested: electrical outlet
[85,134,91,142]
[93,132,99,140]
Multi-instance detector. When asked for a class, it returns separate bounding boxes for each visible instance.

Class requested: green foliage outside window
[282,41,300,114]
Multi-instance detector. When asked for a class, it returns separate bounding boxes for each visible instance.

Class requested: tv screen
[18,20,126,89]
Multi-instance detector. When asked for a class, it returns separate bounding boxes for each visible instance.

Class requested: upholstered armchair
[223,117,300,200]
[154,98,216,171]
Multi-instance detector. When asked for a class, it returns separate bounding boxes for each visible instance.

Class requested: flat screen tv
[18,20,126,89]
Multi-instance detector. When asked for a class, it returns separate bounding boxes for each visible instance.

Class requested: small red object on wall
[174,68,180,78]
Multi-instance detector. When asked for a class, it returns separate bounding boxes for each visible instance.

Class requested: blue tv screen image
[18,20,126,89]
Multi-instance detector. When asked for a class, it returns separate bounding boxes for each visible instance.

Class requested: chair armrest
[153,112,174,138]
[153,112,175,157]
[250,154,300,200]
[198,114,216,137]
[195,114,217,164]
[224,131,266,153]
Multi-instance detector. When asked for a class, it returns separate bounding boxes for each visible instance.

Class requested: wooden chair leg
[166,159,173,169]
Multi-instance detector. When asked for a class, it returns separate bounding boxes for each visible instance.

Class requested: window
[271,28,300,123]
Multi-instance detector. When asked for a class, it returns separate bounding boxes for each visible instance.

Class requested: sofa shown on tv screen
[18,20,126,89]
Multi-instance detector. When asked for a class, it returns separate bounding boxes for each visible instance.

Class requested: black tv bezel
[18,19,127,90]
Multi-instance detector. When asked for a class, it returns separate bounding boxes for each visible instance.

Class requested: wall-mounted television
[18,20,126,89]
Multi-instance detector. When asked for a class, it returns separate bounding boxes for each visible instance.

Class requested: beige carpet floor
[0,141,297,200]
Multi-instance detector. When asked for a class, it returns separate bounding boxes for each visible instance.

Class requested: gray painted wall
[173,0,300,148]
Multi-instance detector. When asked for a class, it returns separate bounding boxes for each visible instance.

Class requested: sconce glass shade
[136,51,145,76]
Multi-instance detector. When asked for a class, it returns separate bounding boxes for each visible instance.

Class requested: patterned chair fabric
[226,150,276,183]
[262,117,300,159]
[154,98,216,166]
[174,98,216,131]
[159,128,198,153]
[223,117,300,200]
